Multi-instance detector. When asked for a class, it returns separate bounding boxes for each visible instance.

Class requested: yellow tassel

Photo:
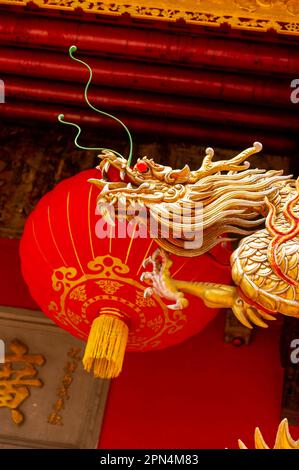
[83,312,129,379]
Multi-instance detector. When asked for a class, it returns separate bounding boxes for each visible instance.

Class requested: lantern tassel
[83,313,129,379]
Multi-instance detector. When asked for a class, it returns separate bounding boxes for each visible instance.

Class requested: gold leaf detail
[0,340,45,425]
[96,280,122,295]
[69,285,87,302]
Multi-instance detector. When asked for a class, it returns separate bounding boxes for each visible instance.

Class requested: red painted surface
[0,8,298,155]
[0,10,298,74]
[1,237,298,448]
[4,75,299,131]
[99,314,286,449]
[0,100,295,153]
[0,47,292,107]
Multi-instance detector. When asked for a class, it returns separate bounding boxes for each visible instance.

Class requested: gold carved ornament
[91,142,299,330]
[0,340,45,425]
[1,1,299,35]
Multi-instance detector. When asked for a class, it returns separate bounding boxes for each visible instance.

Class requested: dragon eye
[135,161,149,173]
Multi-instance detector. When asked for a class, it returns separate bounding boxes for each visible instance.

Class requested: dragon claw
[140,272,153,282]
[167,303,178,310]
[232,297,276,329]
[167,297,189,310]
[139,248,188,310]
[142,257,152,268]
[144,287,154,298]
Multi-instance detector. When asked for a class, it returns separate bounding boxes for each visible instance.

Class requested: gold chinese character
[48,346,81,425]
[62,373,73,388]
[0,340,45,424]
[64,361,78,374]
[57,386,70,400]
[67,347,81,361]
[47,412,63,426]
[53,398,64,412]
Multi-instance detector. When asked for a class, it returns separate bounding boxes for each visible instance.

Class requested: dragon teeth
[120,170,126,181]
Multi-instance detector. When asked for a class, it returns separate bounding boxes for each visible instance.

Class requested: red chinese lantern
[20,168,231,379]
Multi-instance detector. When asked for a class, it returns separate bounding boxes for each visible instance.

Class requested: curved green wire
[58,45,133,166]
[74,45,133,165]
[58,114,125,159]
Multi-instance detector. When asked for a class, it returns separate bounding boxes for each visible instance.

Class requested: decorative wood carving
[1,0,299,35]
[0,306,110,449]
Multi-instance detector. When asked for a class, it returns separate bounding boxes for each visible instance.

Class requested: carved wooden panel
[0,306,110,449]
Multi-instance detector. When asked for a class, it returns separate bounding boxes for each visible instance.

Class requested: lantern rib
[87,186,95,260]
[66,192,85,275]
[108,225,113,254]
[31,221,53,269]
[137,239,154,276]
[171,262,188,279]
[125,223,137,265]
[47,206,68,266]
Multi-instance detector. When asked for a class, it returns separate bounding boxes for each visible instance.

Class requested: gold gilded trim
[0,340,45,425]
[2,1,299,36]
[66,192,85,275]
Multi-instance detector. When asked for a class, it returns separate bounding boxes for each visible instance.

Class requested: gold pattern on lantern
[69,285,87,302]
[0,340,45,425]
[51,255,187,350]
[96,280,122,295]
[147,315,163,333]
[66,309,83,325]
[136,290,156,308]
[48,301,59,312]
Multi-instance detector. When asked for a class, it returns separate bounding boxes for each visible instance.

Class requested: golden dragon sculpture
[90,142,299,328]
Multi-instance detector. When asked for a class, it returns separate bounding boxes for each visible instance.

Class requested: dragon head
[89,143,291,257]
[88,149,192,208]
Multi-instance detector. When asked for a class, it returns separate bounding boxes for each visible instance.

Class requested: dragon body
[90,142,299,328]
